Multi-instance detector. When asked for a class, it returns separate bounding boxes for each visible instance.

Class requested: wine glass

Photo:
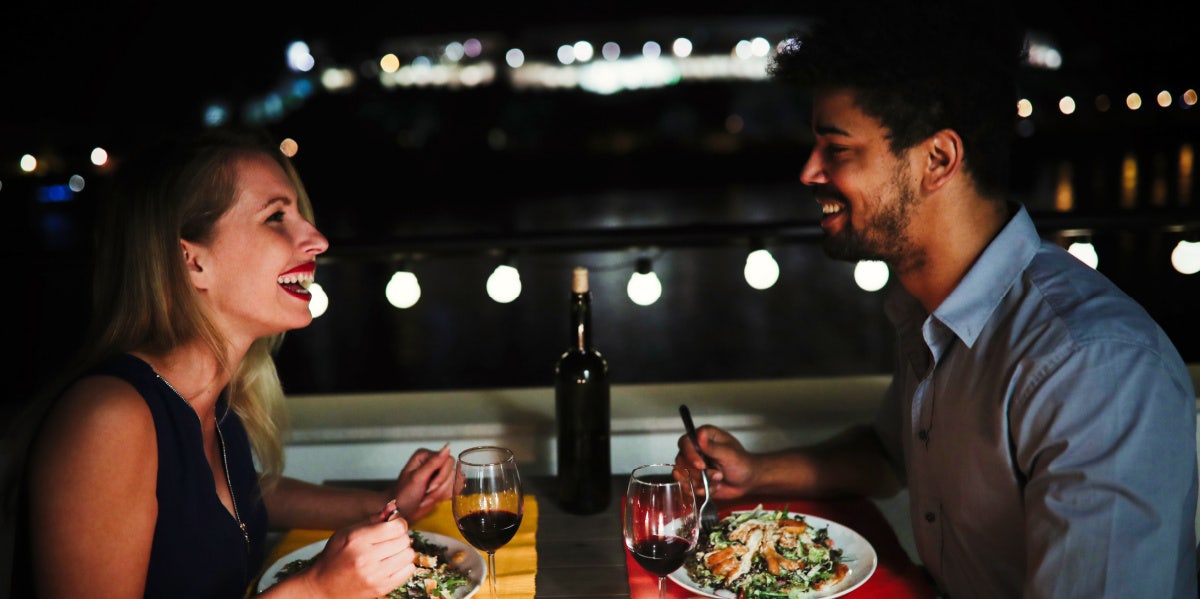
[453,446,524,599]
[623,463,700,599]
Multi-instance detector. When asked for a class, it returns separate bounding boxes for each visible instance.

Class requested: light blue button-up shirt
[874,204,1197,598]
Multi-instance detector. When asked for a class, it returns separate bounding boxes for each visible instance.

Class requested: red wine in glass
[453,446,524,599]
[623,464,699,599]
[630,535,693,577]
[456,509,522,552]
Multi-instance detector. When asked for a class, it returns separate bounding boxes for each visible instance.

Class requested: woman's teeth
[278,271,314,290]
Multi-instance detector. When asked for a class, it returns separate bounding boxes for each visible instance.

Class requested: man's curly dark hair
[769,0,1027,200]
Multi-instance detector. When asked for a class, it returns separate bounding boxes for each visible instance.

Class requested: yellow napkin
[254,496,538,598]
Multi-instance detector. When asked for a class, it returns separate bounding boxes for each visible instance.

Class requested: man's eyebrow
[813,123,850,137]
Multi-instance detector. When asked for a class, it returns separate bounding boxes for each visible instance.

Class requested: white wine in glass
[623,463,699,599]
[453,446,524,599]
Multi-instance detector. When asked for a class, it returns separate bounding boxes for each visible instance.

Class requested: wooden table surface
[524,474,629,597]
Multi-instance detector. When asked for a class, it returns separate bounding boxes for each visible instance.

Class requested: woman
[5,126,453,597]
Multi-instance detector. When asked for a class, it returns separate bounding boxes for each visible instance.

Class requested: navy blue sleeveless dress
[14,353,269,597]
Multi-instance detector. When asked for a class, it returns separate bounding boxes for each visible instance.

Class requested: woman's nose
[301,222,329,256]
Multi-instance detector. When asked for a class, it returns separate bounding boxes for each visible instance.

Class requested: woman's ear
[180,240,208,289]
[922,128,963,192]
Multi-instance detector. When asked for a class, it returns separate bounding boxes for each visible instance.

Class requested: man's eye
[820,147,849,159]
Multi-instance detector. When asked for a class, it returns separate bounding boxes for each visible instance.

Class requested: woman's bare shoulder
[30,374,157,470]
[25,375,160,595]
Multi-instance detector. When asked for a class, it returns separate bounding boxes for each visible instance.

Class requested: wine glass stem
[658,575,667,599]
[488,551,499,599]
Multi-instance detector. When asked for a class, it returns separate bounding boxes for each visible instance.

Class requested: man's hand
[675,424,757,500]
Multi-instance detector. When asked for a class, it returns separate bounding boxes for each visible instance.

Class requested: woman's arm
[263,476,385,531]
[258,501,417,599]
[27,376,158,598]
[264,444,454,531]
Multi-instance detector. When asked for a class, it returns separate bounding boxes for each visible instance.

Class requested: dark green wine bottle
[555,266,611,514]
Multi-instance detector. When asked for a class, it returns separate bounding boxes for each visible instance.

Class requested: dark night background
[3,2,1198,419]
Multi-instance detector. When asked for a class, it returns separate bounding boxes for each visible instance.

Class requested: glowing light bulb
[627,258,662,306]
[853,260,889,292]
[1068,242,1098,269]
[308,282,329,317]
[385,271,421,309]
[744,249,779,290]
[486,264,522,303]
[1171,240,1200,275]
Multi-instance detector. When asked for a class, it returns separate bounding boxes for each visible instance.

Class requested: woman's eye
[266,210,286,223]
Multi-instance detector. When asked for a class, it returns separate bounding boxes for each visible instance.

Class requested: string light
[744,246,780,290]
[308,282,329,317]
[853,260,889,292]
[486,260,522,303]
[627,257,662,306]
[1068,239,1099,269]
[385,268,422,309]
[1172,239,1200,275]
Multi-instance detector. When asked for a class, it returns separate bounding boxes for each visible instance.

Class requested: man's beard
[820,168,921,271]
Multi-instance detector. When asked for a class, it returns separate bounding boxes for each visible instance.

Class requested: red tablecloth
[626,496,935,598]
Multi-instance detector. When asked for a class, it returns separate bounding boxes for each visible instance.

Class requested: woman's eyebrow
[261,195,294,210]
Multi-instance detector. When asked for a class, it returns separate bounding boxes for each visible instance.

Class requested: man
[676,3,1198,597]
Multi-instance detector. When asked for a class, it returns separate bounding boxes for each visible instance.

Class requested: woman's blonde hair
[4,126,315,498]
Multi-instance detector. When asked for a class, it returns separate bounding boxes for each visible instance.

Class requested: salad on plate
[682,505,851,598]
[268,530,476,599]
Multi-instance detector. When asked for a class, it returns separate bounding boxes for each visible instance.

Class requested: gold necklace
[157,374,250,549]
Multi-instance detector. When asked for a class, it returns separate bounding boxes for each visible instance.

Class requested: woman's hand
[390,444,455,521]
[278,500,416,599]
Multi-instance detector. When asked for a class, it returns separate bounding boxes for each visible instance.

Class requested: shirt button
[918,430,928,442]
[924,512,936,523]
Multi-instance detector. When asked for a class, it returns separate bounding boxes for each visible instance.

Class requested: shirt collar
[932,202,1040,348]
[886,202,1040,349]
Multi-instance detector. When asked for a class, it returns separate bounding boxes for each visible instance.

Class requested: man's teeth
[278,272,314,289]
[822,203,843,215]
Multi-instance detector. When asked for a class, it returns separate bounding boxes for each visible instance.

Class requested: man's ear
[922,128,963,192]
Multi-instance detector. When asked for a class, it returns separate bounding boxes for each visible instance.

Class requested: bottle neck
[569,291,593,351]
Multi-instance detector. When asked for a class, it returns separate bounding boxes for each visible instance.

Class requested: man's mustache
[812,185,847,203]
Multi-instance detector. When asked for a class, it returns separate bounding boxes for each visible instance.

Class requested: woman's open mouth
[278,263,315,300]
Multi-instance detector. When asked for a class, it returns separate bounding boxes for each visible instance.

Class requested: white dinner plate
[257,530,486,597]
[667,511,877,599]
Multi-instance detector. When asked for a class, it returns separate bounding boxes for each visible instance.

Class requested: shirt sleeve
[1011,340,1197,598]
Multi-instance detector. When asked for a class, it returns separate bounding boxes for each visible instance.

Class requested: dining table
[253,474,936,598]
